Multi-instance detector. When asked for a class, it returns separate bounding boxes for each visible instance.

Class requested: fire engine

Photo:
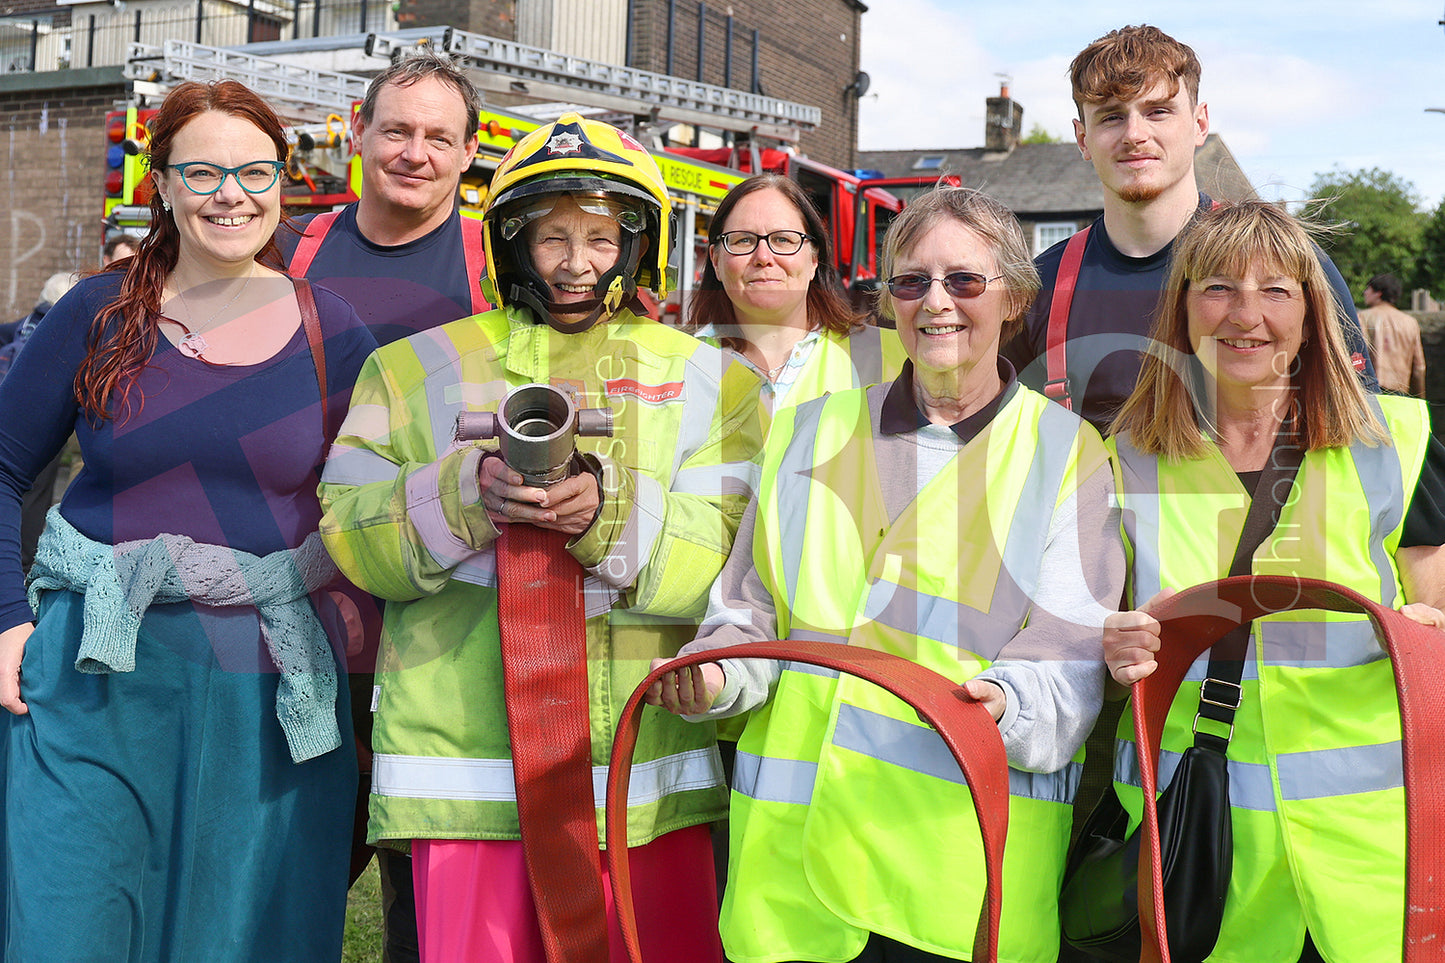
[102,28,944,312]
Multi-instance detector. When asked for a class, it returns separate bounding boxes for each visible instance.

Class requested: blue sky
[858,1,1445,210]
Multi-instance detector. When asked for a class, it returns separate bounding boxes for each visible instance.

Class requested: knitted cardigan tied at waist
[28,507,342,762]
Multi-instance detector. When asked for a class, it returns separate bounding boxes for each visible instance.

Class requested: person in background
[1358,272,1426,397]
[651,187,1124,963]
[278,51,488,960]
[102,234,137,266]
[1104,201,1445,963]
[0,272,78,570]
[319,112,765,963]
[688,173,905,411]
[0,79,376,961]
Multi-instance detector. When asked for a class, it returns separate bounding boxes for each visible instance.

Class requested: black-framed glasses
[885,272,1003,300]
[168,160,285,196]
[715,230,812,256]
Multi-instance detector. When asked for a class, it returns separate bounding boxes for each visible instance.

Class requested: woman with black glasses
[0,80,375,961]
[688,173,905,410]
[649,187,1124,962]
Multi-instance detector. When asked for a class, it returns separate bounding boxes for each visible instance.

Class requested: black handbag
[1058,424,1302,963]
[1059,717,1232,961]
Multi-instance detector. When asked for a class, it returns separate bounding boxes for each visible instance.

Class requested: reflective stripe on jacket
[1109,393,1430,963]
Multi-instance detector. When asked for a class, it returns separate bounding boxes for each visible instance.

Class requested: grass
[342,857,384,963]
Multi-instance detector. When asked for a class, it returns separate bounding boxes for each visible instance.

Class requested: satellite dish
[848,71,871,99]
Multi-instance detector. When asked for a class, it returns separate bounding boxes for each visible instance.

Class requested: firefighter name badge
[605,378,685,405]
[547,131,584,155]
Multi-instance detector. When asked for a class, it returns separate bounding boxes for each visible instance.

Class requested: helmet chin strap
[512,231,646,334]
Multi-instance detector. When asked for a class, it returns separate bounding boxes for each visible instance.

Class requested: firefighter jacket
[1109,394,1431,963]
[722,383,1112,963]
[318,305,766,847]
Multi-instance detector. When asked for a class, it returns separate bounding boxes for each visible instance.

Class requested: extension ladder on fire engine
[365,25,821,143]
[125,39,368,124]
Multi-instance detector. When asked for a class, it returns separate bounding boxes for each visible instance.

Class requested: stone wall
[1415,312,1445,436]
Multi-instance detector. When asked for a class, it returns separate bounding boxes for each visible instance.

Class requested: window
[1033,221,1077,255]
[911,155,945,171]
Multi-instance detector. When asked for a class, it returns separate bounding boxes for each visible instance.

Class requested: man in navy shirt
[1003,24,1373,433]
[282,50,487,343]
[280,50,486,963]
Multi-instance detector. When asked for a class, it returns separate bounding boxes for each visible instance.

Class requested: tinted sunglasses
[885,272,1003,300]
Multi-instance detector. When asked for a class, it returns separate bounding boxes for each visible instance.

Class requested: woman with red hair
[0,80,375,960]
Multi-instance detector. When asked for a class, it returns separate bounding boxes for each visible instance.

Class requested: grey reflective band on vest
[734,723,1080,811]
[1114,740,1277,812]
[860,580,1022,661]
[371,747,722,806]
[832,703,1078,804]
[1352,394,1404,608]
[733,751,818,806]
[1170,620,1390,682]
[849,325,884,388]
[781,660,842,679]
[1114,737,1404,809]
[774,397,831,610]
[406,326,475,448]
[1276,739,1403,800]
[1114,432,1164,604]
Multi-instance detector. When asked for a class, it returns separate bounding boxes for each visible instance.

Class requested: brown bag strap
[1134,576,1445,962]
[292,277,327,428]
[606,640,1011,963]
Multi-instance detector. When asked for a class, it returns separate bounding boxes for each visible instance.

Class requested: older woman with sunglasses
[0,80,376,961]
[689,174,906,410]
[648,187,1124,963]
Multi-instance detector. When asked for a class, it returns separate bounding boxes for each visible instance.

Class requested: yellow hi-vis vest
[723,382,1110,963]
[780,325,908,411]
[1109,394,1430,963]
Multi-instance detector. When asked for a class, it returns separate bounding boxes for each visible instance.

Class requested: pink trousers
[412,825,723,963]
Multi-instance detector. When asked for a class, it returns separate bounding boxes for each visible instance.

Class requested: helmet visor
[499,192,647,241]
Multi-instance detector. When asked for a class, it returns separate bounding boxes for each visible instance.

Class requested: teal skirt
[1,589,356,962]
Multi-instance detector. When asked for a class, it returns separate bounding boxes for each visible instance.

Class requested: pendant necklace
[171,270,253,359]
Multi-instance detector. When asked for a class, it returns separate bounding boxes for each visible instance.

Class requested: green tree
[1020,123,1062,145]
[1309,167,1425,302]
[1417,197,1445,302]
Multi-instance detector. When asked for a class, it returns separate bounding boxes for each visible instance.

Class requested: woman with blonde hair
[1103,200,1445,963]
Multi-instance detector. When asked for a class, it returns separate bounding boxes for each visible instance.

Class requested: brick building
[0,67,122,318]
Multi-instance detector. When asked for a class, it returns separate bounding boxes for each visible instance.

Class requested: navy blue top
[0,271,377,631]
[279,206,483,346]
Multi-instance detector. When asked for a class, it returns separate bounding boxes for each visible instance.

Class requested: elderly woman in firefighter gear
[318,113,766,963]
[1102,201,1445,963]
[649,186,1126,963]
